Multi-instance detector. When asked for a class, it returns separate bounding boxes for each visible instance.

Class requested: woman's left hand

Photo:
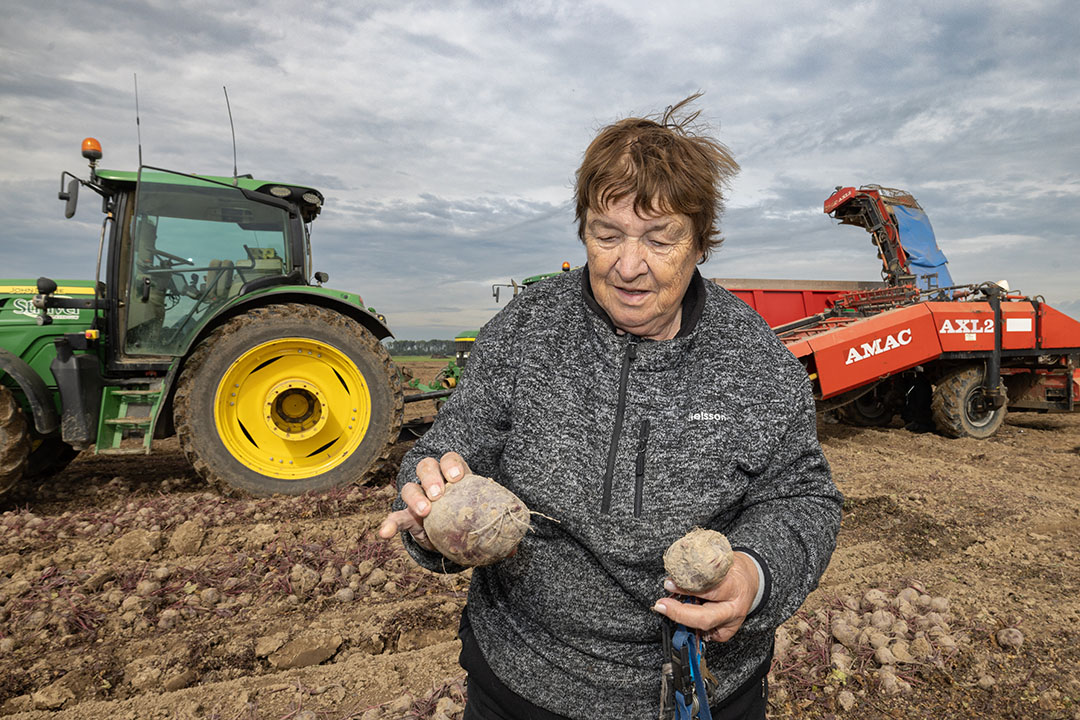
[652,551,760,643]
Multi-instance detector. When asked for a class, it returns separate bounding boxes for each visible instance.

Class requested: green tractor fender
[0,348,60,435]
[192,285,395,344]
[150,285,394,439]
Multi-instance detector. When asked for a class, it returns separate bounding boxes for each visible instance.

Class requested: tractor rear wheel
[174,304,403,496]
[931,366,1008,439]
[838,388,895,427]
[0,386,31,496]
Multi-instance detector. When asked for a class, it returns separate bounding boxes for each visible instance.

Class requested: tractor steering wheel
[154,249,194,267]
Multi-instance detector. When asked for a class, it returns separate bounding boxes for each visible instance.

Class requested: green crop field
[391,355,439,362]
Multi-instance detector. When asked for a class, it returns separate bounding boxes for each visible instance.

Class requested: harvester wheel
[174,304,403,496]
[838,388,895,427]
[0,386,31,496]
[931,366,1008,439]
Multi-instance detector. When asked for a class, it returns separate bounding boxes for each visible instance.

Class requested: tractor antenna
[224,86,238,185]
[134,73,143,168]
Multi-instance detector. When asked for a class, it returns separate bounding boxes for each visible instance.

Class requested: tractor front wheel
[174,304,403,496]
[931,366,1008,439]
[0,386,31,496]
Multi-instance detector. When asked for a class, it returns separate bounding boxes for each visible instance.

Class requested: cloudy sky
[2,0,1078,339]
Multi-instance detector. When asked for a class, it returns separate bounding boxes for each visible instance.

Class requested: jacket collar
[581,265,706,340]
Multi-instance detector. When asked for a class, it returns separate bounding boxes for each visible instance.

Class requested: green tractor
[399,265,576,396]
[0,138,403,497]
[450,263,574,372]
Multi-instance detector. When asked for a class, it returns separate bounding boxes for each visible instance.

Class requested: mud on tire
[0,385,31,496]
[931,365,1008,439]
[174,304,403,496]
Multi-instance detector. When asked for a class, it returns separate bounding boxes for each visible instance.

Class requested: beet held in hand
[663,528,734,593]
[424,474,532,566]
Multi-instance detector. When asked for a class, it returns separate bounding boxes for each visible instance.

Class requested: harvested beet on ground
[2,365,1078,720]
[423,474,531,567]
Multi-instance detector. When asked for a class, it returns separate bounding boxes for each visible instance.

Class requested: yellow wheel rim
[214,338,372,480]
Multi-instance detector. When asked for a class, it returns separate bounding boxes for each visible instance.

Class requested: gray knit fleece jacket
[395,267,842,718]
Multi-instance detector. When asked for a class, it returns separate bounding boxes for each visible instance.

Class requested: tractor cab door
[120,170,292,357]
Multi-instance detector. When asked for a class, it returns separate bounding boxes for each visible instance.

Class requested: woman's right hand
[377,452,471,551]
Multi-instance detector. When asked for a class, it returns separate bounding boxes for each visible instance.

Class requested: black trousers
[459,610,768,720]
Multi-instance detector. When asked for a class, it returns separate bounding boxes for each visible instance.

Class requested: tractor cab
[56,141,325,365]
[113,169,313,357]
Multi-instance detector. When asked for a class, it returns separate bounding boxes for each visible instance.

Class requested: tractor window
[124,172,290,356]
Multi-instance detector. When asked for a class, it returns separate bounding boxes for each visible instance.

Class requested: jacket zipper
[601,336,637,514]
[633,419,650,517]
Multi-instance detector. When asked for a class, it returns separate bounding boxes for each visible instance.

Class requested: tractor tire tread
[0,386,31,496]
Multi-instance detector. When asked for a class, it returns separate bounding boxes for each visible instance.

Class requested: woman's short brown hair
[574,94,739,262]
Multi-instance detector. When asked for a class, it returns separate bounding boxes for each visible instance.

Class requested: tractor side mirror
[37,277,58,295]
[59,175,79,218]
[34,277,58,326]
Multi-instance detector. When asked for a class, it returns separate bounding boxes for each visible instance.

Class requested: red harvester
[713,185,1080,439]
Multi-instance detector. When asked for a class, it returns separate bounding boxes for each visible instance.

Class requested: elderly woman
[379,97,842,720]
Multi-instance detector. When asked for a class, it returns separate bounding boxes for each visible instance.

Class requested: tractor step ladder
[95,381,165,456]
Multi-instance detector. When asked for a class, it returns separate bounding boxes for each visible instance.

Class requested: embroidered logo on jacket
[688,411,723,421]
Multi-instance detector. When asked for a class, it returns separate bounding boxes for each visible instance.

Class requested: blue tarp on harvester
[893,204,954,296]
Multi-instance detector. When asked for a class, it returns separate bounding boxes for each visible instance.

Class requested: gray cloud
[1,0,1077,339]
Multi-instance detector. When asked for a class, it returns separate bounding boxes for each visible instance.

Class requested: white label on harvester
[965,333,976,341]
[845,327,913,365]
[1005,317,1033,333]
[939,318,993,334]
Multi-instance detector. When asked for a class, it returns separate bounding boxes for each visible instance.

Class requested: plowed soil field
[1,360,1077,720]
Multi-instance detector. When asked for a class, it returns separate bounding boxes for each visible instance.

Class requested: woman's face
[584,196,701,341]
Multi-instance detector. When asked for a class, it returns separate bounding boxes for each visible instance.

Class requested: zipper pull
[636,418,650,455]
[633,419,650,517]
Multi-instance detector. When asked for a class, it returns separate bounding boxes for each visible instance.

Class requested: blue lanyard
[670,624,713,720]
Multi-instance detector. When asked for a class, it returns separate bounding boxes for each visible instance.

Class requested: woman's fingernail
[653,602,667,615]
[429,485,441,498]
[664,580,676,593]
[448,467,462,479]
[417,501,429,513]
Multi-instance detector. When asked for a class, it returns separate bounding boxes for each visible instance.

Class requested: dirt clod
[168,519,206,556]
[107,528,162,560]
[267,633,343,670]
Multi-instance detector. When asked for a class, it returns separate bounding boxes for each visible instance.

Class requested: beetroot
[424,474,531,566]
[663,528,733,592]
